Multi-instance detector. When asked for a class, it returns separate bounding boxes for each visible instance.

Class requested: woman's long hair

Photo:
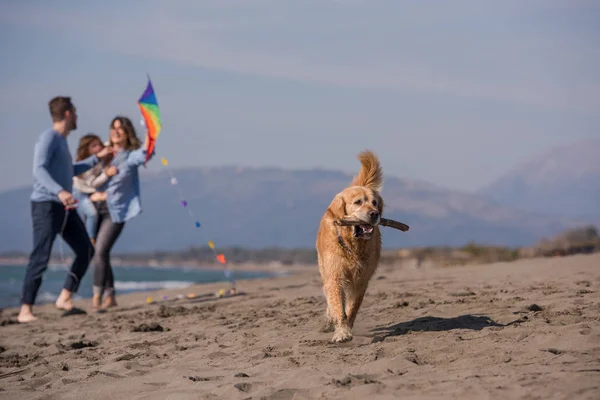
[76,133,103,161]
[110,116,141,151]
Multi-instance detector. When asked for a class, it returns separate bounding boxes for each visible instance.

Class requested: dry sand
[1,253,599,399]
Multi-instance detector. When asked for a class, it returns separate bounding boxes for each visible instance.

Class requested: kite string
[160,158,235,289]
[136,78,234,291]
[165,168,197,222]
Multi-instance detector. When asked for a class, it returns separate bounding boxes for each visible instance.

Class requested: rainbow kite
[138,76,162,165]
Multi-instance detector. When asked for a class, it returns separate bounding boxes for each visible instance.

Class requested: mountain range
[477,138,600,219]
[2,138,597,253]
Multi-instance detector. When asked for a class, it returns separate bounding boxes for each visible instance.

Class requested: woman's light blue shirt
[99,147,155,224]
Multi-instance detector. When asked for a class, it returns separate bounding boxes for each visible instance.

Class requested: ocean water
[0,263,280,309]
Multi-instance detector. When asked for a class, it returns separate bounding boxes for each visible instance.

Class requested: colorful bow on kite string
[137,76,235,289]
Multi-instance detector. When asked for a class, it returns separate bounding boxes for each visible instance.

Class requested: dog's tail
[351,150,383,191]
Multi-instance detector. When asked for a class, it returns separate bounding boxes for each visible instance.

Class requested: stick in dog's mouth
[334,217,410,232]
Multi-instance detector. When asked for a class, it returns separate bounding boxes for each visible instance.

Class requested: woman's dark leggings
[92,204,125,297]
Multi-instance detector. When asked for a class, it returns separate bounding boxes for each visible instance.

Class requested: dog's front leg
[346,286,366,329]
[319,303,335,332]
[324,281,353,343]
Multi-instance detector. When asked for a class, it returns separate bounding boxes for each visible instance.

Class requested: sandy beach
[1,253,599,399]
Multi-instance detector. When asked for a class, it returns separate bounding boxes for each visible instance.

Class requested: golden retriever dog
[316,150,384,343]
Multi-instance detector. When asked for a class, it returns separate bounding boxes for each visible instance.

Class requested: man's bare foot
[17,312,38,323]
[102,295,118,309]
[17,305,38,323]
[90,238,96,246]
[55,289,74,311]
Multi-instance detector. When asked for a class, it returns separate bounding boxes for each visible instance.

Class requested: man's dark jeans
[21,201,95,305]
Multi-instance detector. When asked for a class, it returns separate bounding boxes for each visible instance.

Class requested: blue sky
[1,0,598,192]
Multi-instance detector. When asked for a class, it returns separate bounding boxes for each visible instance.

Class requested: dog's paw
[331,327,353,343]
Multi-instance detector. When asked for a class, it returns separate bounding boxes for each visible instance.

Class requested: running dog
[316,150,385,343]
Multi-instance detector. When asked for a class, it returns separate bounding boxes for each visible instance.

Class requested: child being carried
[72,134,118,245]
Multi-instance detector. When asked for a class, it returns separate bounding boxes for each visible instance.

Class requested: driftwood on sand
[335,217,410,232]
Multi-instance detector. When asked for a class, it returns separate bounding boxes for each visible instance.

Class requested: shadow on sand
[371,314,522,342]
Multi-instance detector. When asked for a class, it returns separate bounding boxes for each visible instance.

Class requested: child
[72,134,118,245]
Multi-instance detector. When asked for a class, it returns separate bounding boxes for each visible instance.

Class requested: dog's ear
[326,193,346,219]
[376,193,384,216]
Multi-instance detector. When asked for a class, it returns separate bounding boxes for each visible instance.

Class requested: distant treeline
[112,225,600,266]
[528,224,600,258]
[118,247,319,265]
[1,225,597,268]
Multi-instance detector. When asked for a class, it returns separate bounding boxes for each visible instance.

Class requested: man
[18,96,112,323]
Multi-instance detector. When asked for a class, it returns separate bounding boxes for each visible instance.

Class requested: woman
[91,116,154,311]
[72,134,117,245]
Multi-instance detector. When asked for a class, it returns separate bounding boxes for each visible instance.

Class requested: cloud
[2,1,599,112]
